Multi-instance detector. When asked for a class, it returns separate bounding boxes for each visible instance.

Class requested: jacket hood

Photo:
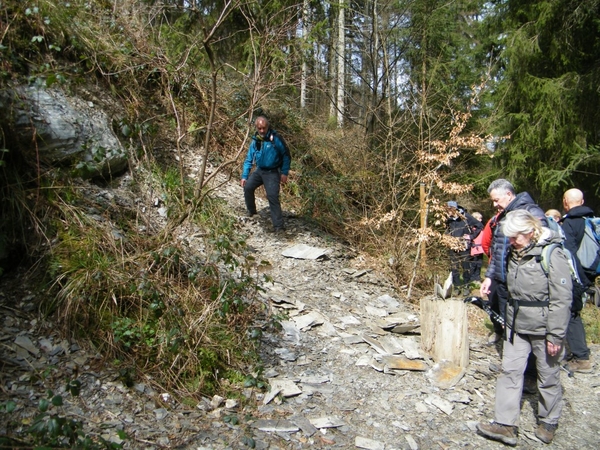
[506,192,538,213]
[565,205,595,219]
[536,228,564,248]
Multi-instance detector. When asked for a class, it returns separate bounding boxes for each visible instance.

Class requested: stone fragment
[14,335,39,355]
[405,434,419,450]
[282,244,327,260]
[280,320,301,343]
[381,355,427,371]
[210,395,224,409]
[390,324,420,334]
[400,337,422,359]
[263,379,301,405]
[355,355,372,366]
[378,334,405,355]
[300,374,330,384]
[376,294,400,309]
[309,416,345,429]
[290,415,318,436]
[339,315,361,326]
[365,305,388,317]
[225,399,238,409]
[425,394,454,415]
[362,335,388,355]
[342,334,364,345]
[293,311,325,330]
[426,360,466,389]
[274,347,297,362]
[252,419,300,433]
[355,436,385,450]
[369,359,385,372]
[153,408,169,420]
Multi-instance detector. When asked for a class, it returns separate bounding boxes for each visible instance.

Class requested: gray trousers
[244,168,284,229]
[495,333,563,427]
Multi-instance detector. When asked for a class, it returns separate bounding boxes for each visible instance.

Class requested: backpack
[545,215,565,239]
[540,243,588,312]
[575,217,600,276]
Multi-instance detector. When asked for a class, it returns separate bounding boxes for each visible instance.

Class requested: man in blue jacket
[241,116,291,233]
[480,179,548,394]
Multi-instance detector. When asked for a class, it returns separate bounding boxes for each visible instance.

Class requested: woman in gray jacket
[477,209,572,446]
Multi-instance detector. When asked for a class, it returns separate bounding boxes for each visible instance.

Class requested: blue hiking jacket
[242,129,291,179]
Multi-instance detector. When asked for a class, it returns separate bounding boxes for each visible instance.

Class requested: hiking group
[452,179,599,447]
[238,116,598,446]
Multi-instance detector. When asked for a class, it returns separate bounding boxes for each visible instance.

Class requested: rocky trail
[1,175,599,450]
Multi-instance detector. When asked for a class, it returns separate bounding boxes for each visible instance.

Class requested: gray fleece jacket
[505,229,572,345]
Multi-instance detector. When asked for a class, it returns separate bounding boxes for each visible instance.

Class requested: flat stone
[376,294,400,309]
[274,347,297,362]
[309,416,345,429]
[252,419,300,433]
[405,434,419,450]
[381,355,427,371]
[378,334,405,354]
[426,361,466,389]
[365,305,388,317]
[400,337,422,359]
[425,394,454,415]
[293,312,324,330]
[290,415,318,436]
[362,335,388,355]
[14,335,39,355]
[282,244,327,260]
[355,436,385,450]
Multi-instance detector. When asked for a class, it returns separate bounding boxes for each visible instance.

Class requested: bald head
[563,188,584,212]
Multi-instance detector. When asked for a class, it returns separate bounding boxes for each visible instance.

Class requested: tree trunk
[420,295,469,368]
[336,0,345,127]
[300,0,309,109]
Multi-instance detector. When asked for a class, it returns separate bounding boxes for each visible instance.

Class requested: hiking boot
[535,422,557,444]
[274,227,286,234]
[476,422,517,446]
[523,376,537,395]
[566,358,593,373]
[246,210,257,217]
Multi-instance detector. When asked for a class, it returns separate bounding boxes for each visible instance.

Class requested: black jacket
[446,206,483,249]
[562,204,596,286]
[485,192,547,282]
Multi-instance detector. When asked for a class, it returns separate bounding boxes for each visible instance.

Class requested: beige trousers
[495,333,564,427]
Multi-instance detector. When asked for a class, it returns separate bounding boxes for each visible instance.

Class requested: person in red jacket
[481,212,500,257]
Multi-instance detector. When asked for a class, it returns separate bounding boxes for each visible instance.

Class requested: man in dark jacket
[445,201,483,294]
[480,179,548,339]
[241,116,291,233]
[561,188,594,373]
[479,179,548,394]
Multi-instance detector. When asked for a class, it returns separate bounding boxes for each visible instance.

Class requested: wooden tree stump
[420,295,469,368]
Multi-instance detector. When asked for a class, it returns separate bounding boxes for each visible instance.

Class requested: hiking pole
[560,364,574,378]
[464,296,508,329]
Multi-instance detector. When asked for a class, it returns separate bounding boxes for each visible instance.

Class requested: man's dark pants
[244,168,284,229]
[566,312,590,360]
[450,249,471,287]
